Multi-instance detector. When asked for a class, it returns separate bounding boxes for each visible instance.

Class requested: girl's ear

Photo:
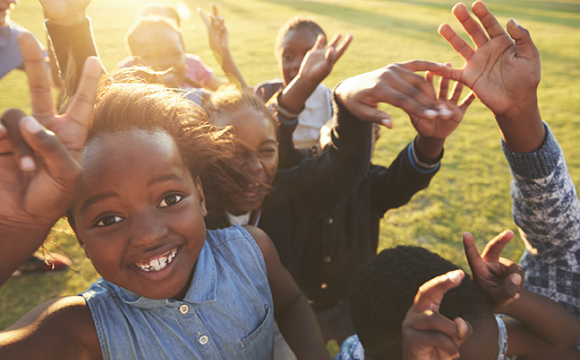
[68,214,90,259]
[195,176,208,217]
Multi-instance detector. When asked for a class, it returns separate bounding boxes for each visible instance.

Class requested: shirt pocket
[240,303,273,360]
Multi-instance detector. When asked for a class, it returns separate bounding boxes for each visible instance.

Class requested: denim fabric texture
[80,225,274,360]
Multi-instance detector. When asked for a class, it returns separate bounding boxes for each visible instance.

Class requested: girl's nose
[130,210,168,246]
[245,155,264,175]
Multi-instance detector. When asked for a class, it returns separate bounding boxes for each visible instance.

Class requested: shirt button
[323,256,331,263]
[179,304,189,314]
[327,217,333,225]
[199,335,209,345]
[321,283,328,289]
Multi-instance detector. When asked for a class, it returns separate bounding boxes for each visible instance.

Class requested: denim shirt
[80,225,274,360]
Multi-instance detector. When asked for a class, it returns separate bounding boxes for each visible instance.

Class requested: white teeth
[135,248,177,272]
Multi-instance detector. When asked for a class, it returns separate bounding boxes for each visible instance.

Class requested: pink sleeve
[117,56,134,69]
[185,54,214,86]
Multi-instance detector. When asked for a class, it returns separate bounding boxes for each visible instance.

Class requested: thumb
[507,18,539,59]
[353,104,393,128]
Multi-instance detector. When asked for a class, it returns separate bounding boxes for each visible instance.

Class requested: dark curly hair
[71,73,255,219]
[275,16,327,56]
[349,245,494,357]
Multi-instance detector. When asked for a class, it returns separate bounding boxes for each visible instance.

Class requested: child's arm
[274,33,352,115]
[198,4,248,90]
[401,270,473,360]
[438,1,544,153]
[0,296,100,359]
[0,34,101,286]
[463,231,580,355]
[244,226,330,360]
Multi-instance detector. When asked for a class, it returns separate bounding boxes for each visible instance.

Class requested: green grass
[2,0,580,355]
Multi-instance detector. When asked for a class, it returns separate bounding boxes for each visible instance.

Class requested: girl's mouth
[134,248,178,272]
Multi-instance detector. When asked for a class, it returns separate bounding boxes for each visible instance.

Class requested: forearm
[0,224,52,286]
[279,75,319,114]
[276,294,330,360]
[217,50,247,89]
[505,124,580,256]
[501,288,580,348]
[495,97,545,153]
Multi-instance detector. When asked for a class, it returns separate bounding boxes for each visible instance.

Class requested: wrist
[495,96,545,153]
[415,134,445,160]
[280,75,318,113]
[46,12,86,26]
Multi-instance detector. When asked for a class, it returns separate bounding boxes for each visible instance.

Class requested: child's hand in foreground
[463,230,525,311]
[402,270,472,360]
[0,33,101,285]
[298,32,353,86]
[198,3,229,58]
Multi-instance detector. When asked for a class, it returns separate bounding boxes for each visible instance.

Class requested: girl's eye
[159,194,183,208]
[96,216,123,227]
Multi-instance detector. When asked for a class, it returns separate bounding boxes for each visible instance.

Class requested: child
[438,1,580,356]
[341,230,580,360]
[118,3,245,91]
[204,65,470,346]
[0,36,329,359]
[255,17,352,150]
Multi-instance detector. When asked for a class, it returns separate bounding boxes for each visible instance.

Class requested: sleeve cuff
[407,138,442,174]
[502,122,561,179]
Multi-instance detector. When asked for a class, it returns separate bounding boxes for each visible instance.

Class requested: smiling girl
[0,36,328,358]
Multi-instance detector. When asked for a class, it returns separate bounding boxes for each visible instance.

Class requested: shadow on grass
[258,0,580,30]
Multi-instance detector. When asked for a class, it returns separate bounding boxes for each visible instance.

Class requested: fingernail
[20,156,36,171]
[512,18,520,27]
[456,318,467,337]
[22,116,43,134]
[448,270,463,283]
[379,118,392,127]
[424,109,438,117]
[440,108,453,117]
[510,273,522,285]
[513,292,520,300]
[0,122,5,133]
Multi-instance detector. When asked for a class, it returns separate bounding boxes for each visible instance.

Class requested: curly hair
[203,85,277,130]
[80,73,254,217]
[349,245,494,357]
[126,16,185,57]
[275,16,326,56]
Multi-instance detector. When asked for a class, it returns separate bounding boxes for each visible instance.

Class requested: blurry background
[1,0,580,354]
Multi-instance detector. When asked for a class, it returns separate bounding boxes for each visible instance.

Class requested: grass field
[1,0,580,354]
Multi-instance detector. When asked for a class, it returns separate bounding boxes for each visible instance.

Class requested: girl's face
[71,129,207,300]
[278,27,318,86]
[132,27,187,89]
[219,106,278,215]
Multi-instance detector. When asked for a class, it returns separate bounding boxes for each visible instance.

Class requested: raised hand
[298,33,353,86]
[402,270,473,360]
[409,72,475,139]
[463,230,524,310]
[0,33,101,285]
[335,61,452,127]
[198,3,229,59]
[39,0,91,26]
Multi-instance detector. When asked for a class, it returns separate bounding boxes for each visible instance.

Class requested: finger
[334,33,353,61]
[19,115,81,182]
[425,71,434,91]
[353,104,393,128]
[463,232,485,274]
[386,66,440,113]
[212,2,219,17]
[398,59,449,74]
[452,2,489,48]
[472,0,508,39]
[438,23,475,62]
[197,8,211,28]
[1,109,35,171]
[19,33,54,120]
[327,33,342,49]
[501,262,523,299]
[438,75,450,100]
[63,56,102,143]
[453,317,474,346]
[312,34,325,51]
[481,230,514,261]
[324,47,336,67]
[506,18,540,60]
[449,80,463,104]
[458,91,476,113]
[414,270,465,311]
